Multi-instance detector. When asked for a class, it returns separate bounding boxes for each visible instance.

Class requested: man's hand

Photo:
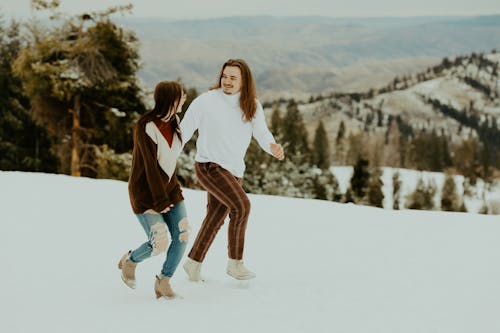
[270,143,285,161]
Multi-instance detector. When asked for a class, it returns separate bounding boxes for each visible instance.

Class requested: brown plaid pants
[188,162,251,262]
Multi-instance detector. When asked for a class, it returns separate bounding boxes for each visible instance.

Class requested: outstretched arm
[179,96,202,147]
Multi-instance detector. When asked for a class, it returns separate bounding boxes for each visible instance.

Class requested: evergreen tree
[281,99,309,160]
[346,133,365,166]
[441,174,460,211]
[349,158,370,203]
[392,171,401,209]
[405,178,436,210]
[243,139,269,194]
[0,18,58,172]
[270,103,282,140]
[453,137,480,185]
[384,119,401,167]
[13,1,146,177]
[313,175,328,200]
[336,120,345,144]
[367,167,384,208]
[312,120,331,170]
[334,120,347,165]
[312,169,342,201]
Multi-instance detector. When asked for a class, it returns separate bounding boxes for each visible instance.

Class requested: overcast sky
[1,0,499,19]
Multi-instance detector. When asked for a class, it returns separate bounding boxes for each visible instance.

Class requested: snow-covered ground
[1,171,500,333]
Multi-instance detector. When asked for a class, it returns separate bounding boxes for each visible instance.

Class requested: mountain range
[118,15,500,100]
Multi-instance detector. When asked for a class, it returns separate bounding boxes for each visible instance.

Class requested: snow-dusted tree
[313,169,342,202]
[405,178,437,210]
[392,171,402,210]
[94,145,131,181]
[367,167,384,208]
[440,174,460,211]
[177,149,199,189]
[14,1,145,176]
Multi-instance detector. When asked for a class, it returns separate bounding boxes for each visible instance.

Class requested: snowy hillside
[331,166,500,213]
[1,171,500,333]
[292,51,500,146]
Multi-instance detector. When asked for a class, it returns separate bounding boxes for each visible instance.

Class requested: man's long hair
[211,59,257,122]
[138,81,183,141]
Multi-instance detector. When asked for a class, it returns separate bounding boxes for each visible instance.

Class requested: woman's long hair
[210,59,257,122]
[138,81,183,141]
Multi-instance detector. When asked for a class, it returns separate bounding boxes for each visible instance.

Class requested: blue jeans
[130,201,188,277]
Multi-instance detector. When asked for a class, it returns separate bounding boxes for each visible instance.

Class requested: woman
[118,81,189,299]
[180,59,284,281]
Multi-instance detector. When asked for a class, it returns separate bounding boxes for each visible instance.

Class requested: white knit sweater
[180,89,276,177]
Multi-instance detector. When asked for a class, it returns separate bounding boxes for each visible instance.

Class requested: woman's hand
[270,143,285,161]
[143,204,173,215]
[161,204,174,213]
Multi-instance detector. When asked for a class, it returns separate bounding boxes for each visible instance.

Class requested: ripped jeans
[130,201,189,277]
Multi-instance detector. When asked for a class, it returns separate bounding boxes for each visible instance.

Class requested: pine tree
[270,103,282,140]
[281,99,309,160]
[453,137,480,185]
[312,120,331,170]
[384,119,401,167]
[346,132,369,166]
[405,178,436,210]
[392,171,401,209]
[336,120,345,144]
[13,2,146,176]
[312,169,342,201]
[349,158,370,203]
[334,120,347,165]
[0,18,58,172]
[440,174,459,211]
[243,139,269,194]
[313,175,328,200]
[367,167,384,208]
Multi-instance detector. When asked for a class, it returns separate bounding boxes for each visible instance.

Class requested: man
[180,59,284,281]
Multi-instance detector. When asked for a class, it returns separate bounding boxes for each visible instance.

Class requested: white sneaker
[227,259,256,280]
[183,258,203,282]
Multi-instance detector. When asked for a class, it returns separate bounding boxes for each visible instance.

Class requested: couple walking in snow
[119,59,285,298]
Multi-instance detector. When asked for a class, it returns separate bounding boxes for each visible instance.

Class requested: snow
[1,171,500,333]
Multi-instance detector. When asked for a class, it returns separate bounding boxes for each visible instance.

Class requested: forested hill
[274,51,500,181]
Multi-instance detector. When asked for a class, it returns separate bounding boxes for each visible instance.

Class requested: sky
[1,0,499,20]
[1,170,499,333]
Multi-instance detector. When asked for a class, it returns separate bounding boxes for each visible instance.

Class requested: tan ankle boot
[227,259,256,280]
[154,275,176,299]
[118,251,137,289]
[183,257,203,282]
